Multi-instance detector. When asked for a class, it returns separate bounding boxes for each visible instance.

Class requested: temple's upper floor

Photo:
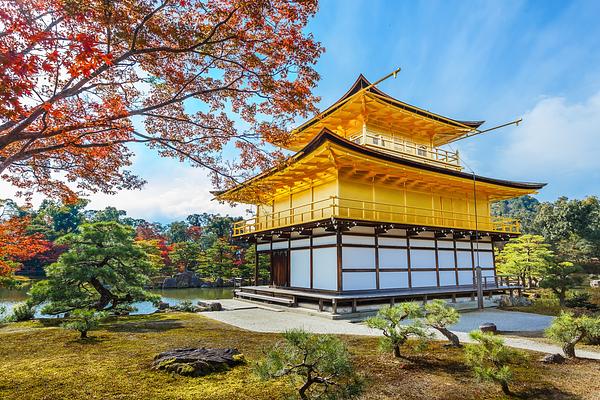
[279,75,483,171]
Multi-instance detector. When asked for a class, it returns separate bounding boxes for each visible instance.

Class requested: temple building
[215,75,546,313]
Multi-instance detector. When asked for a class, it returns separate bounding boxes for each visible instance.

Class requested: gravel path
[203,302,600,360]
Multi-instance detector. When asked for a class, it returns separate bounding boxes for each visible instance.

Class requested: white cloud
[499,91,600,176]
[0,157,247,223]
[85,165,247,222]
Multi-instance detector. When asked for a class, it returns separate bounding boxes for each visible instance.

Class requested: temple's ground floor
[1,312,599,400]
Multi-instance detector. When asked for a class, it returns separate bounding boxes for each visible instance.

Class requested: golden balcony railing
[233,196,520,236]
[351,133,462,170]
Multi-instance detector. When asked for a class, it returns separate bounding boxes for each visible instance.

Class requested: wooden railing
[233,196,520,236]
[352,133,462,170]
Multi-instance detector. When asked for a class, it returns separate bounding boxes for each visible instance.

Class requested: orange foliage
[0,0,323,201]
[0,216,50,276]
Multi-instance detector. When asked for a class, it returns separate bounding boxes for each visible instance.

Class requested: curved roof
[214,128,546,203]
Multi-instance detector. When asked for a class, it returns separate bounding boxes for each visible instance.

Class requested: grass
[0,312,599,399]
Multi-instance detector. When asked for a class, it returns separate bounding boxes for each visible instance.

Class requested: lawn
[1,312,599,400]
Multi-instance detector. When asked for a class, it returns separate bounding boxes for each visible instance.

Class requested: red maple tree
[0,216,50,277]
[0,0,322,201]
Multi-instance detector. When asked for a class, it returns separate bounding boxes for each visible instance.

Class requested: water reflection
[0,287,234,317]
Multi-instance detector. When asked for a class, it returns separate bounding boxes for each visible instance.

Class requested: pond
[0,286,234,318]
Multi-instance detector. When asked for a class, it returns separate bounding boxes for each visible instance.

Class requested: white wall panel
[379,272,409,289]
[474,251,494,268]
[481,268,495,278]
[379,248,408,269]
[439,270,457,286]
[411,239,435,248]
[475,242,493,250]
[437,240,454,249]
[342,235,375,245]
[437,250,455,268]
[455,241,472,249]
[312,235,336,246]
[342,272,376,290]
[378,237,407,247]
[290,238,310,248]
[342,247,375,269]
[456,251,473,268]
[410,249,436,269]
[312,247,337,290]
[458,270,474,285]
[272,241,289,250]
[411,271,438,288]
[257,243,270,251]
[290,249,310,288]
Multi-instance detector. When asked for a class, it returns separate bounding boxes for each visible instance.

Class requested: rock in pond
[153,348,245,377]
[479,323,497,333]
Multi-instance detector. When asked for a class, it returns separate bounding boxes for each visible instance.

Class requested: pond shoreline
[0,287,234,317]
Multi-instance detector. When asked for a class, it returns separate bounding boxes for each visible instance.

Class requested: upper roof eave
[289,75,485,140]
[214,128,546,201]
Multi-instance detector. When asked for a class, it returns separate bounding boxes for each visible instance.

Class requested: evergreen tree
[545,312,600,358]
[255,329,364,400]
[366,303,430,358]
[30,222,159,314]
[539,262,584,306]
[495,235,554,287]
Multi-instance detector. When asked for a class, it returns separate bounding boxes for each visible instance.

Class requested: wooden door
[271,250,289,287]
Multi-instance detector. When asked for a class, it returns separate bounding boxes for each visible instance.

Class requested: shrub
[9,302,35,322]
[61,309,108,339]
[423,300,461,347]
[464,331,523,396]
[0,305,6,323]
[173,300,197,312]
[545,311,600,358]
[366,303,430,358]
[255,329,364,400]
[564,292,597,311]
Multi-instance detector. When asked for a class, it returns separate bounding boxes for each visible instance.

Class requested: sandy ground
[203,300,600,360]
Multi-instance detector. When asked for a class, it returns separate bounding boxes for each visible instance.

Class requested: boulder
[190,275,203,288]
[215,277,224,287]
[498,295,532,307]
[157,301,170,310]
[198,301,223,311]
[479,323,497,333]
[540,353,565,364]
[162,277,177,289]
[153,348,245,377]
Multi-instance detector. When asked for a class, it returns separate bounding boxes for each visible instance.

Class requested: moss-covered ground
[1,312,599,400]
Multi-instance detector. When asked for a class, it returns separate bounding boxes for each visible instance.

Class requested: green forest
[0,198,269,289]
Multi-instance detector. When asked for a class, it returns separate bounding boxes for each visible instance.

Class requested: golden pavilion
[215,75,545,313]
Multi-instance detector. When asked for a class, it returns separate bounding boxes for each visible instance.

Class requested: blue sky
[5,0,600,222]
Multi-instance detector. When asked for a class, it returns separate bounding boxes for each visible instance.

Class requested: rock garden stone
[153,348,245,377]
[540,353,566,364]
[198,301,223,311]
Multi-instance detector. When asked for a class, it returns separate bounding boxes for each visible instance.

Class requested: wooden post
[352,299,357,313]
[451,293,456,303]
[254,242,259,286]
[336,230,343,292]
[319,299,324,312]
[332,299,338,314]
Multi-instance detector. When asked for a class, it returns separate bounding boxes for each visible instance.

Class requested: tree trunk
[563,333,584,358]
[89,277,115,310]
[435,327,461,347]
[558,290,566,307]
[393,344,401,358]
[80,329,88,339]
[298,377,312,400]
[500,380,512,396]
